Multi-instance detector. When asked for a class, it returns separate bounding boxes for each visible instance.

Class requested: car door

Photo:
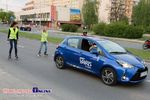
[79,39,105,74]
[64,38,82,67]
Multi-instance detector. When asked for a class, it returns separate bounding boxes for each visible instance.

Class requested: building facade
[98,0,138,23]
[15,0,82,28]
[52,0,83,9]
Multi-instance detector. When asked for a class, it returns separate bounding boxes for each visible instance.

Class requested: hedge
[61,24,78,32]
[93,23,106,35]
[93,22,144,39]
[145,26,150,34]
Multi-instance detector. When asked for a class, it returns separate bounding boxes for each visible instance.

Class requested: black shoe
[37,54,41,57]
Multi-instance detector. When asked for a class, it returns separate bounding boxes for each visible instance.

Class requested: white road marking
[18,45,24,48]
[146,80,150,83]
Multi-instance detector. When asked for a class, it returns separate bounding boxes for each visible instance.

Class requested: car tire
[101,67,117,86]
[143,44,147,50]
[55,56,65,69]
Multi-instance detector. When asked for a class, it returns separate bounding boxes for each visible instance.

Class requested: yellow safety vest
[9,28,18,40]
[41,32,48,42]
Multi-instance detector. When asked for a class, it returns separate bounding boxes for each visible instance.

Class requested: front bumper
[118,66,148,83]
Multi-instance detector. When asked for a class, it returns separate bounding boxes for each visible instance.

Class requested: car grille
[130,67,148,81]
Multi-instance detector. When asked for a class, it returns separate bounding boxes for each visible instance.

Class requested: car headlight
[141,60,147,67]
[117,60,134,68]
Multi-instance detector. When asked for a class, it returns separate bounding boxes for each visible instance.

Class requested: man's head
[83,32,87,36]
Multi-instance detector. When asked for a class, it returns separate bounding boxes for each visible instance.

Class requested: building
[22,0,34,11]
[15,0,82,28]
[98,0,139,23]
[16,0,52,27]
[98,0,111,23]
[52,0,83,9]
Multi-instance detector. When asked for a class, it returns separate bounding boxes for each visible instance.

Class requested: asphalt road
[0,32,150,100]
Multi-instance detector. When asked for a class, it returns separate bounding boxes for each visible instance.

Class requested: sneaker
[37,54,41,57]
[44,53,48,56]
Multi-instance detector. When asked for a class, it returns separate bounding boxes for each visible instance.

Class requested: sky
[0,0,27,12]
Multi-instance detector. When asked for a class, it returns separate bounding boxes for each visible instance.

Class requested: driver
[89,43,97,52]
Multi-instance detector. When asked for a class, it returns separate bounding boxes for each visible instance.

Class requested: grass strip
[127,48,150,60]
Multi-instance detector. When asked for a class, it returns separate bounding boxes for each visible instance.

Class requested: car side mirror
[99,50,103,56]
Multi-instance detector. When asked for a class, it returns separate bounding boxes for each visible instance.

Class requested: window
[81,39,97,52]
[67,38,79,48]
[98,40,126,53]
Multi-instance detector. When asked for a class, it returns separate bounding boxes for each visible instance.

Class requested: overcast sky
[0,0,27,11]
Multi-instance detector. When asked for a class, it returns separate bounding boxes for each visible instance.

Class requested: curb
[146,60,150,63]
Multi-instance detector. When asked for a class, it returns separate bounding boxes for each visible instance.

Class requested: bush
[92,23,106,35]
[93,22,144,39]
[104,22,128,38]
[145,26,150,34]
[61,24,78,32]
[124,26,144,39]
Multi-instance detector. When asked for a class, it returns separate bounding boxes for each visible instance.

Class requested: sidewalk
[0,68,55,100]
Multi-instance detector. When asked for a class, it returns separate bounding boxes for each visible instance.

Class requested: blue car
[54,36,148,85]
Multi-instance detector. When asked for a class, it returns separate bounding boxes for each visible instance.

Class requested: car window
[81,39,97,52]
[67,38,79,48]
[98,40,126,54]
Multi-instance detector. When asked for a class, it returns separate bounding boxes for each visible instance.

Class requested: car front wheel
[55,56,65,69]
[101,67,117,86]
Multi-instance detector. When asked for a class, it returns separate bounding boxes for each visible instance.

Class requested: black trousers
[9,39,18,57]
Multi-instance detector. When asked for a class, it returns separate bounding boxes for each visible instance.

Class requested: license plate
[140,71,147,77]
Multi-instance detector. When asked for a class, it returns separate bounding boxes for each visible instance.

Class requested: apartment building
[16,0,82,28]
[52,0,83,9]
[98,0,138,23]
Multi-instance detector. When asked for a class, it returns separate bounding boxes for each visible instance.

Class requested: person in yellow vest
[37,28,48,56]
[7,21,19,59]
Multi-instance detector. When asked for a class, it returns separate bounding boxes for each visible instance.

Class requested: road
[0,32,150,100]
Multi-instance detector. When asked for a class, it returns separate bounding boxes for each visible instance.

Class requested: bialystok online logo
[0,87,52,95]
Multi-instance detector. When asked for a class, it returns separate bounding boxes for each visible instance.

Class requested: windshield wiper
[110,51,127,54]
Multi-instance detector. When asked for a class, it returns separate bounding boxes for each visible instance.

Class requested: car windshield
[98,40,127,54]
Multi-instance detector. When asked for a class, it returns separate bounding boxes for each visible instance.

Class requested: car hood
[112,53,144,68]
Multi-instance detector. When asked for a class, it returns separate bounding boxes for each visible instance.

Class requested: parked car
[54,36,148,85]
[20,24,31,31]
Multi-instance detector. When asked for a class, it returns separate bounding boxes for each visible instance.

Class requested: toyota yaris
[54,36,148,85]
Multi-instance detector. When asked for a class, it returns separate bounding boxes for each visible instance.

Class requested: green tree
[109,0,128,23]
[0,9,15,23]
[132,0,150,26]
[82,0,99,29]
